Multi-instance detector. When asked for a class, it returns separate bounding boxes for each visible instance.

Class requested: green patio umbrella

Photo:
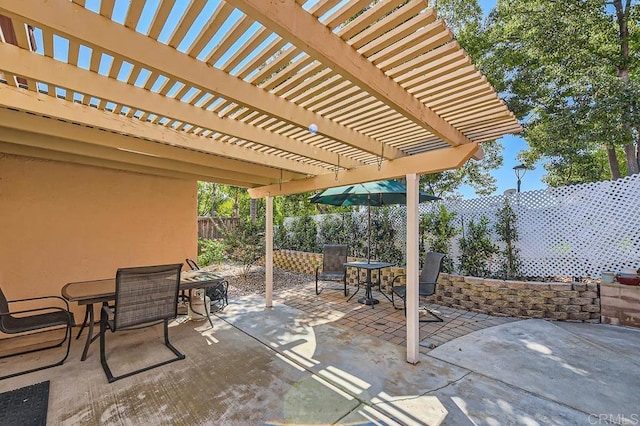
[309,180,439,262]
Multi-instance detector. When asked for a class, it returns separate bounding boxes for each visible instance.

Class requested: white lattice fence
[284,175,640,278]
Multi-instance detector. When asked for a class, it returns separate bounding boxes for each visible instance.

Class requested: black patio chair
[100,263,185,383]
[0,286,74,380]
[315,244,348,296]
[185,258,199,271]
[185,258,228,312]
[390,252,445,322]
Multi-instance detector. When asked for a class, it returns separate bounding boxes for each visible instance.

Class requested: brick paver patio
[275,281,518,353]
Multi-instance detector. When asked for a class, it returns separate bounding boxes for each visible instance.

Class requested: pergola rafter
[0,0,523,366]
[0,0,520,194]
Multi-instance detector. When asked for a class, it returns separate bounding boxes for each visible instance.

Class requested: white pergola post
[406,173,420,364]
[265,196,273,308]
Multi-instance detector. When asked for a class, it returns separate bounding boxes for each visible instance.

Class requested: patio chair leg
[0,317,73,381]
[419,307,443,323]
[346,281,361,302]
[99,308,115,383]
[391,291,402,310]
[101,318,185,383]
[163,319,186,360]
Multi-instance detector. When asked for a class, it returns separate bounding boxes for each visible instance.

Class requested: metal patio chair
[390,252,445,322]
[315,244,348,296]
[0,286,74,380]
[100,263,185,383]
[185,258,228,312]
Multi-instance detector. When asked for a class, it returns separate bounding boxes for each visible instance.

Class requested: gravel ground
[203,263,312,297]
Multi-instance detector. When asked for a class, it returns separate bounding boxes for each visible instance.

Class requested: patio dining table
[62,270,225,361]
[345,261,394,308]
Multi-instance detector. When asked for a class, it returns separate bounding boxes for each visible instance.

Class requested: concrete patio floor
[1,283,639,425]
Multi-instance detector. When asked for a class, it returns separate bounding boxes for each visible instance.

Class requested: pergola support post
[406,173,420,364]
[265,196,273,308]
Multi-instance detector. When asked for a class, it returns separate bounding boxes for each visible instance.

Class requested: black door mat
[0,381,49,426]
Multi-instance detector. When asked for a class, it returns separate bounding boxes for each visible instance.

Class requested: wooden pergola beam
[0,43,361,171]
[0,127,263,187]
[0,140,251,185]
[248,144,479,198]
[0,0,403,160]
[0,111,280,186]
[0,85,328,177]
[228,0,473,149]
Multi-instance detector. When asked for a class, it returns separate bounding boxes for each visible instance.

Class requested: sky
[40,0,544,198]
[456,0,547,198]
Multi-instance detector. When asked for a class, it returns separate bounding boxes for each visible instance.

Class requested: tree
[483,0,640,185]
[419,1,506,198]
[458,216,498,277]
[494,198,522,279]
[220,218,265,277]
[420,205,459,272]
[420,140,503,198]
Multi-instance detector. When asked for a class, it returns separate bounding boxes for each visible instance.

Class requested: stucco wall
[0,154,197,319]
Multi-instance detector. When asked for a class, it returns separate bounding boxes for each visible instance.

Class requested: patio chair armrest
[1,306,74,326]
[100,304,116,331]
[101,304,114,317]
[8,295,70,311]
[391,274,406,288]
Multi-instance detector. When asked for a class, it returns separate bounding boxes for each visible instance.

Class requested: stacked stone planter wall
[423,275,600,321]
[273,249,404,287]
[272,250,601,322]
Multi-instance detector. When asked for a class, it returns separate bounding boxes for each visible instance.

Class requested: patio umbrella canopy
[309,180,439,262]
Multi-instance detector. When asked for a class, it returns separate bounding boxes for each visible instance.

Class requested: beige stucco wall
[0,154,197,319]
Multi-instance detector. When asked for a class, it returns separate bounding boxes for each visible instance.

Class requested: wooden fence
[197,217,239,240]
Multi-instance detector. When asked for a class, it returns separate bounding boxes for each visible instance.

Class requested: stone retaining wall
[272,249,601,322]
[424,274,600,322]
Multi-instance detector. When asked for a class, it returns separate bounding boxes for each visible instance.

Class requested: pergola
[0,0,521,363]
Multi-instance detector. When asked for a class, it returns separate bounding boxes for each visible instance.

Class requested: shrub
[197,239,226,269]
[288,215,318,253]
[495,198,522,280]
[420,205,459,272]
[458,215,498,277]
[317,212,370,259]
[369,207,403,265]
[317,213,350,246]
[273,224,290,250]
[220,218,265,277]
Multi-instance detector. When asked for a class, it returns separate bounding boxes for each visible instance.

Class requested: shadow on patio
[2,280,637,424]
[274,280,518,353]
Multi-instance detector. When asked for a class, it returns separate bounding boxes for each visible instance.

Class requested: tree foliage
[287,215,318,253]
[494,198,522,279]
[368,208,403,265]
[413,0,510,198]
[483,0,640,184]
[219,218,265,277]
[420,140,503,198]
[420,205,459,272]
[458,215,498,277]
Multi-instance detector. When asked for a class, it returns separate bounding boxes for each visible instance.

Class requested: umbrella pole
[367,195,371,263]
